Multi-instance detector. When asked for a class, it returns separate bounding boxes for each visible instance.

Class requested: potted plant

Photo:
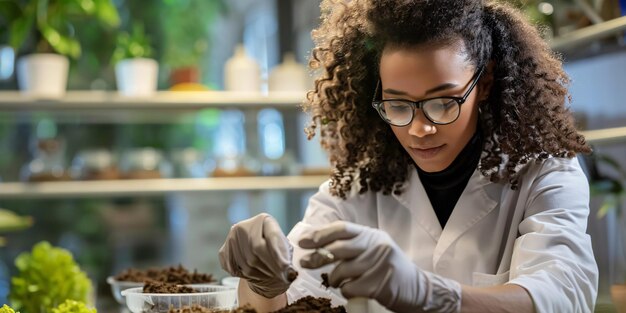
[586,152,626,312]
[111,23,157,97]
[160,0,226,90]
[8,0,120,98]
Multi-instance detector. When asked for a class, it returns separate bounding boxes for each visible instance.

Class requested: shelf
[549,16,626,52]
[0,127,621,199]
[0,175,328,199]
[580,127,626,146]
[0,91,307,111]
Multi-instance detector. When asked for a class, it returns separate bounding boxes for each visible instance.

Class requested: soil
[27,172,71,182]
[114,264,214,284]
[212,167,256,177]
[81,168,120,180]
[321,273,330,288]
[287,269,299,282]
[271,296,346,313]
[143,281,198,294]
[123,170,162,179]
[168,305,256,313]
[152,269,343,313]
[166,296,345,313]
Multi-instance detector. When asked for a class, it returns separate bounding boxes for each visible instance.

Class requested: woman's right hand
[219,213,296,298]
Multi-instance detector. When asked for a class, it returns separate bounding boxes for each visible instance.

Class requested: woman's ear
[477,61,495,101]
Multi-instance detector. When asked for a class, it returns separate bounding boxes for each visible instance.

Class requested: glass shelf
[0,175,328,199]
[0,91,307,110]
[0,126,623,199]
[549,15,626,52]
[581,126,626,146]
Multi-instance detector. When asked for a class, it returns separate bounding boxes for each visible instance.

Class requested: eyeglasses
[371,66,485,126]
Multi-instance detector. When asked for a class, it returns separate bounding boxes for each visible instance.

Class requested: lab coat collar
[392,167,500,266]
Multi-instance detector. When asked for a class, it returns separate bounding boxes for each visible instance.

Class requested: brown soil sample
[27,172,71,182]
[287,269,299,282]
[228,307,257,313]
[123,170,162,179]
[321,273,330,288]
[169,306,214,313]
[81,168,120,180]
[168,305,256,313]
[143,281,198,294]
[114,264,214,284]
[212,167,256,177]
[166,297,344,313]
[271,296,346,313]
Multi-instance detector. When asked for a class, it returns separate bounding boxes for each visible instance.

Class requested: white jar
[224,44,261,92]
[269,52,308,92]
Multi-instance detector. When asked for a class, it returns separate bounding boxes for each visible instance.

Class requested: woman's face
[379,42,486,172]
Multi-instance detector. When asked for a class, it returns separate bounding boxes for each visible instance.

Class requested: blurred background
[0,0,625,312]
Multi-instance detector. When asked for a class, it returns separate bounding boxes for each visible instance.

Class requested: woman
[219,0,598,312]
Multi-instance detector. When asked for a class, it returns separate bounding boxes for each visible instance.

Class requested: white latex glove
[219,213,297,298]
[299,221,462,313]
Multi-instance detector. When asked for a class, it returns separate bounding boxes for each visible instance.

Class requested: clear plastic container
[71,149,120,180]
[106,276,143,305]
[120,148,172,179]
[220,276,240,288]
[20,138,70,182]
[121,285,237,313]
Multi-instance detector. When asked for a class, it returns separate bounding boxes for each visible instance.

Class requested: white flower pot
[115,58,158,97]
[17,53,69,98]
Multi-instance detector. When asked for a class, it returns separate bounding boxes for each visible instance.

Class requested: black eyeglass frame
[371,66,485,126]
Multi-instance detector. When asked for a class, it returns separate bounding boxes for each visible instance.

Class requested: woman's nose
[408,111,437,137]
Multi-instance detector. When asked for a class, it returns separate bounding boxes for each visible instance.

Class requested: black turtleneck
[416,131,482,228]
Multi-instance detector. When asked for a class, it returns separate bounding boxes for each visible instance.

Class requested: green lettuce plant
[50,300,95,313]
[9,242,92,313]
[0,305,18,313]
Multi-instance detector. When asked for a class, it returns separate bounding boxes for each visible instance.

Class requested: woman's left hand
[299,221,462,313]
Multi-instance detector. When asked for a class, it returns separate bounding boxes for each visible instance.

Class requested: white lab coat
[286,157,598,313]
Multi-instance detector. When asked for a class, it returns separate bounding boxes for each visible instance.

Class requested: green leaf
[0,304,18,313]
[93,0,120,27]
[8,14,34,50]
[41,25,81,58]
[596,196,617,219]
[7,0,120,57]
[0,1,23,40]
[590,178,623,196]
[111,23,153,63]
[51,300,95,313]
[596,154,626,178]
[79,0,96,14]
[0,209,33,232]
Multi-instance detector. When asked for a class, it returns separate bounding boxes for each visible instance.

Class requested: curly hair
[303,0,591,199]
